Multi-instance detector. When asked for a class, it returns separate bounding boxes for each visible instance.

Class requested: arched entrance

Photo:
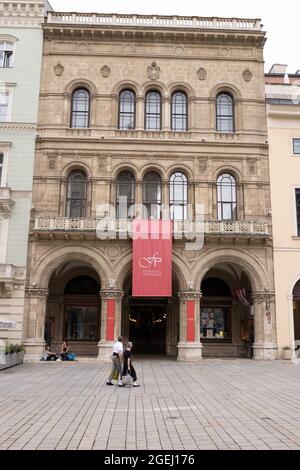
[45,262,101,356]
[121,272,179,356]
[200,263,254,357]
[292,280,300,347]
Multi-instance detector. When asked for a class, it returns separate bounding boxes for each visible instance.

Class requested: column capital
[251,291,275,304]
[25,287,49,298]
[178,290,202,302]
[100,289,124,302]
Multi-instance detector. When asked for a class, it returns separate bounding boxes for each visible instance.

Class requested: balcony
[46,12,262,31]
[0,264,26,298]
[32,217,271,243]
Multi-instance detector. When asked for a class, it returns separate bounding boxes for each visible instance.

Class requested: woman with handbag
[122,342,140,387]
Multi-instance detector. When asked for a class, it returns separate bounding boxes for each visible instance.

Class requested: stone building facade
[23,11,277,361]
[0,0,49,346]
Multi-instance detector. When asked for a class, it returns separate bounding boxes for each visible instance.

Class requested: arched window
[145,91,161,131]
[119,90,136,130]
[71,88,90,128]
[170,172,188,220]
[116,171,135,219]
[66,170,87,217]
[142,171,162,219]
[171,92,188,131]
[217,173,237,221]
[0,41,14,68]
[216,93,234,132]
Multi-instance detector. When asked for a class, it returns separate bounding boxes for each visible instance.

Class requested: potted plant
[0,343,25,370]
[282,346,292,360]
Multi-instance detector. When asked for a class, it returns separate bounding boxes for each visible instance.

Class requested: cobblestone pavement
[0,358,300,450]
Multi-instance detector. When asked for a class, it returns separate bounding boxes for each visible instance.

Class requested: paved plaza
[0,358,300,450]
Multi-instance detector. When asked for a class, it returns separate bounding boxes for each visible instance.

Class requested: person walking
[106,336,124,387]
[122,342,140,387]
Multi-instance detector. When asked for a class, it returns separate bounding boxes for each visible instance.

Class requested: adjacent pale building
[266,65,300,359]
[0,1,50,344]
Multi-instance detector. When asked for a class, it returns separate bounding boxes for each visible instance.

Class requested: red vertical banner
[106,299,115,341]
[187,300,195,342]
[132,219,172,297]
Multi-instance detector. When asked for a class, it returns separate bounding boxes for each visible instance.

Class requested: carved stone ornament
[243,69,253,82]
[101,65,111,78]
[49,159,56,169]
[197,67,207,81]
[54,63,64,77]
[219,47,231,57]
[199,159,207,173]
[98,157,106,171]
[147,61,160,80]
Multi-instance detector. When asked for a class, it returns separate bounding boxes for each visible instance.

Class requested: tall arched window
[145,91,161,131]
[216,93,234,133]
[71,88,90,128]
[171,92,188,131]
[143,171,162,219]
[116,171,135,219]
[170,172,188,220]
[119,89,136,130]
[217,173,237,221]
[66,170,87,217]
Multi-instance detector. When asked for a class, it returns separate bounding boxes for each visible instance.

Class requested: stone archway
[193,250,277,361]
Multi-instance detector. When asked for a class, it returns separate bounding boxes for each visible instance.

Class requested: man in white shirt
[106,336,124,387]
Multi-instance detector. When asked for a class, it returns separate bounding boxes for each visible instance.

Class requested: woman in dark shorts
[122,342,140,387]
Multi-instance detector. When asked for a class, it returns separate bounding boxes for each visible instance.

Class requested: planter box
[0,352,24,370]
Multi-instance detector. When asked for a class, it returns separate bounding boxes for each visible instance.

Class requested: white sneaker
[118,381,124,387]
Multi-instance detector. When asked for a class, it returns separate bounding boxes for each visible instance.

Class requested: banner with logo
[132,219,172,297]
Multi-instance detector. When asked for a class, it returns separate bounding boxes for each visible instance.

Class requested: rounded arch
[210,83,242,100]
[167,164,193,182]
[193,247,270,292]
[212,165,243,183]
[289,275,300,299]
[115,251,187,292]
[142,81,167,97]
[140,163,165,180]
[112,163,139,180]
[32,245,111,289]
[62,161,92,179]
[0,34,19,43]
[169,82,195,97]
[112,80,141,96]
[64,78,97,95]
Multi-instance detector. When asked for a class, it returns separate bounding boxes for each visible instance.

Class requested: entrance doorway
[128,299,168,354]
[122,273,179,356]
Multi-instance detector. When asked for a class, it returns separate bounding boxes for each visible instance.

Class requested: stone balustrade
[46,12,262,31]
[33,217,271,236]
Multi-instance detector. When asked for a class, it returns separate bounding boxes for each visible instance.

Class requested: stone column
[162,180,169,219]
[136,96,144,130]
[23,287,49,362]
[162,97,171,132]
[135,179,143,218]
[177,290,203,361]
[251,291,278,360]
[97,289,124,362]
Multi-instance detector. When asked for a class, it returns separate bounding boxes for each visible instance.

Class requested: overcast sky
[49,0,298,73]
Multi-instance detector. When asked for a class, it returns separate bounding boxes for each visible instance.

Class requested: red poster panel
[187,300,195,342]
[106,299,115,341]
[132,219,172,297]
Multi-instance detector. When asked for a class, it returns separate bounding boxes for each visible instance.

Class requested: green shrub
[5,343,25,355]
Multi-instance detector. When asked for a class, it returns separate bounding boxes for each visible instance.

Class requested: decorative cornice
[0,264,26,297]
[251,291,275,303]
[0,2,45,28]
[0,122,37,130]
